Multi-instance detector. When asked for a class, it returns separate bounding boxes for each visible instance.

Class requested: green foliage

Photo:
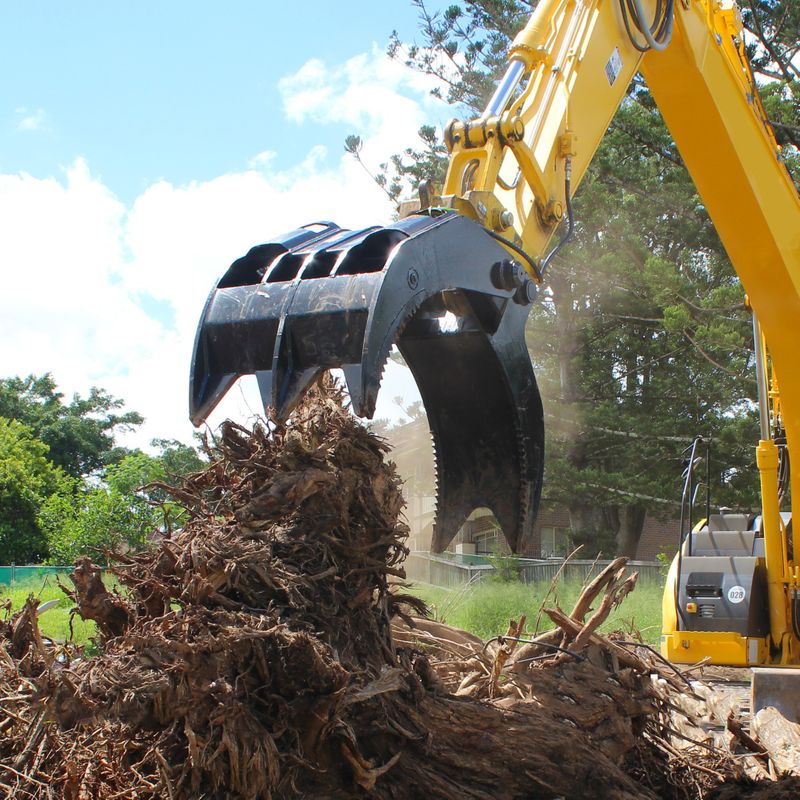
[389,1,532,112]
[0,374,143,478]
[534,95,762,553]
[0,419,68,563]
[346,125,448,204]
[740,0,800,182]
[655,549,675,577]
[381,125,450,201]
[38,451,191,565]
[0,374,204,564]
[483,546,521,582]
[568,518,617,561]
[150,437,205,480]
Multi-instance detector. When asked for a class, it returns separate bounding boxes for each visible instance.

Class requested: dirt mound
[0,378,796,798]
[708,778,800,799]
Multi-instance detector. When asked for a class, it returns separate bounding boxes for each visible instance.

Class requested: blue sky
[1,2,442,202]
[0,1,453,447]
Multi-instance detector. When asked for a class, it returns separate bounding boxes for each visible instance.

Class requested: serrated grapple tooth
[402,291,543,555]
[190,212,544,552]
[342,365,366,416]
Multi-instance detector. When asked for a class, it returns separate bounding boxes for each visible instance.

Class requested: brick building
[384,416,680,561]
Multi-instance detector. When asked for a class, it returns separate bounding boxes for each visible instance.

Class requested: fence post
[10,562,15,586]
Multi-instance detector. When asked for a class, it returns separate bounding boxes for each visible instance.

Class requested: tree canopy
[39,448,197,566]
[0,419,67,563]
[0,375,205,565]
[0,374,144,478]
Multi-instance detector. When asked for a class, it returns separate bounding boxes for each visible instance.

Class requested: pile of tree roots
[2,378,800,799]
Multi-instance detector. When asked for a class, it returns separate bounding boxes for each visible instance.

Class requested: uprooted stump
[0,378,792,798]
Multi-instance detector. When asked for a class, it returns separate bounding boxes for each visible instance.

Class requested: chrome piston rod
[752,311,771,441]
[483,59,526,117]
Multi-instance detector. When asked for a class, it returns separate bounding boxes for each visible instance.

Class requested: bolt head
[513,280,538,306]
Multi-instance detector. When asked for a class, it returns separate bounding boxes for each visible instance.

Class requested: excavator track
[190,211,544,552]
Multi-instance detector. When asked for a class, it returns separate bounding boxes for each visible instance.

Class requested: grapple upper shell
[190,212,544,553]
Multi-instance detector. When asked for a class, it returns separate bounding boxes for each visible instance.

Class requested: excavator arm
[190,0,800,587]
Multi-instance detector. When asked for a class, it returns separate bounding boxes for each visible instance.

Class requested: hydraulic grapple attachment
[190,212,544,553]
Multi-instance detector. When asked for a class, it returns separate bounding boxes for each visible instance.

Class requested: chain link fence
[405,552,665,588]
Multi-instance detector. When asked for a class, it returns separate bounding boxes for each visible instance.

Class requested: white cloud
[279,45,449,165]
[246,150,277,169]
[0,47,440,452]
[0,160,180,445]
[15,107,49,133]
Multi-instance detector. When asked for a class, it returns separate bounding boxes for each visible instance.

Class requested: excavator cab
[190,211,545,553]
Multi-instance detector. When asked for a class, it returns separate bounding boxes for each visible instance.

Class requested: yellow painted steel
[661,551,679,637]
[757,440,790,649]
[441,0,650,261]
[641,0,800,664]
[661,631,768,667]
[641,10,800,629]
[661,535,773,665]
[661,541,770,665]
[439,0,800,665]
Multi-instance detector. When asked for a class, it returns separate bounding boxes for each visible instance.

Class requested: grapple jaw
[190,212,543,553]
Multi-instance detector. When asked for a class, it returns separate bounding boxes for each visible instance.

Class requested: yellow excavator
[189,0,800,681]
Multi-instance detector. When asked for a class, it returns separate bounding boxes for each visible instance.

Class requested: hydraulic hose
[619,0,674,52]
[675,437,704,630]
[540,156,575,277]
[486,230,543,282]
[791,589,800,643]
[777,430,790,506]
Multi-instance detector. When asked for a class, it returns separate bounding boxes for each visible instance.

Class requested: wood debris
[0,376,798,798]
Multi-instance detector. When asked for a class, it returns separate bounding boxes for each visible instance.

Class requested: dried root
[0,377,796,799]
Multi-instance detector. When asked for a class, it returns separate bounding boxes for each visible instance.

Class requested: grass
[0,575,97,645]
[406,576,666,645]
[2,570,666,648]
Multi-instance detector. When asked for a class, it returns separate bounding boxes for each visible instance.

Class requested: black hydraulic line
[705,438,711,530]
[659,0,675,41]
[675,442,693,626]
[491,146,576,284]
[776,429,790,506]
[540,157,575,277]
[791,592,800,643]
[614,640,695,687]
[627,0,666,41]
[483,634,586,662]
[646,0,674,42]
[620,0,650,53]
[486,229,543,282]
[675,491,686,627]
[619,0,674,52]
[675,436,704,630]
